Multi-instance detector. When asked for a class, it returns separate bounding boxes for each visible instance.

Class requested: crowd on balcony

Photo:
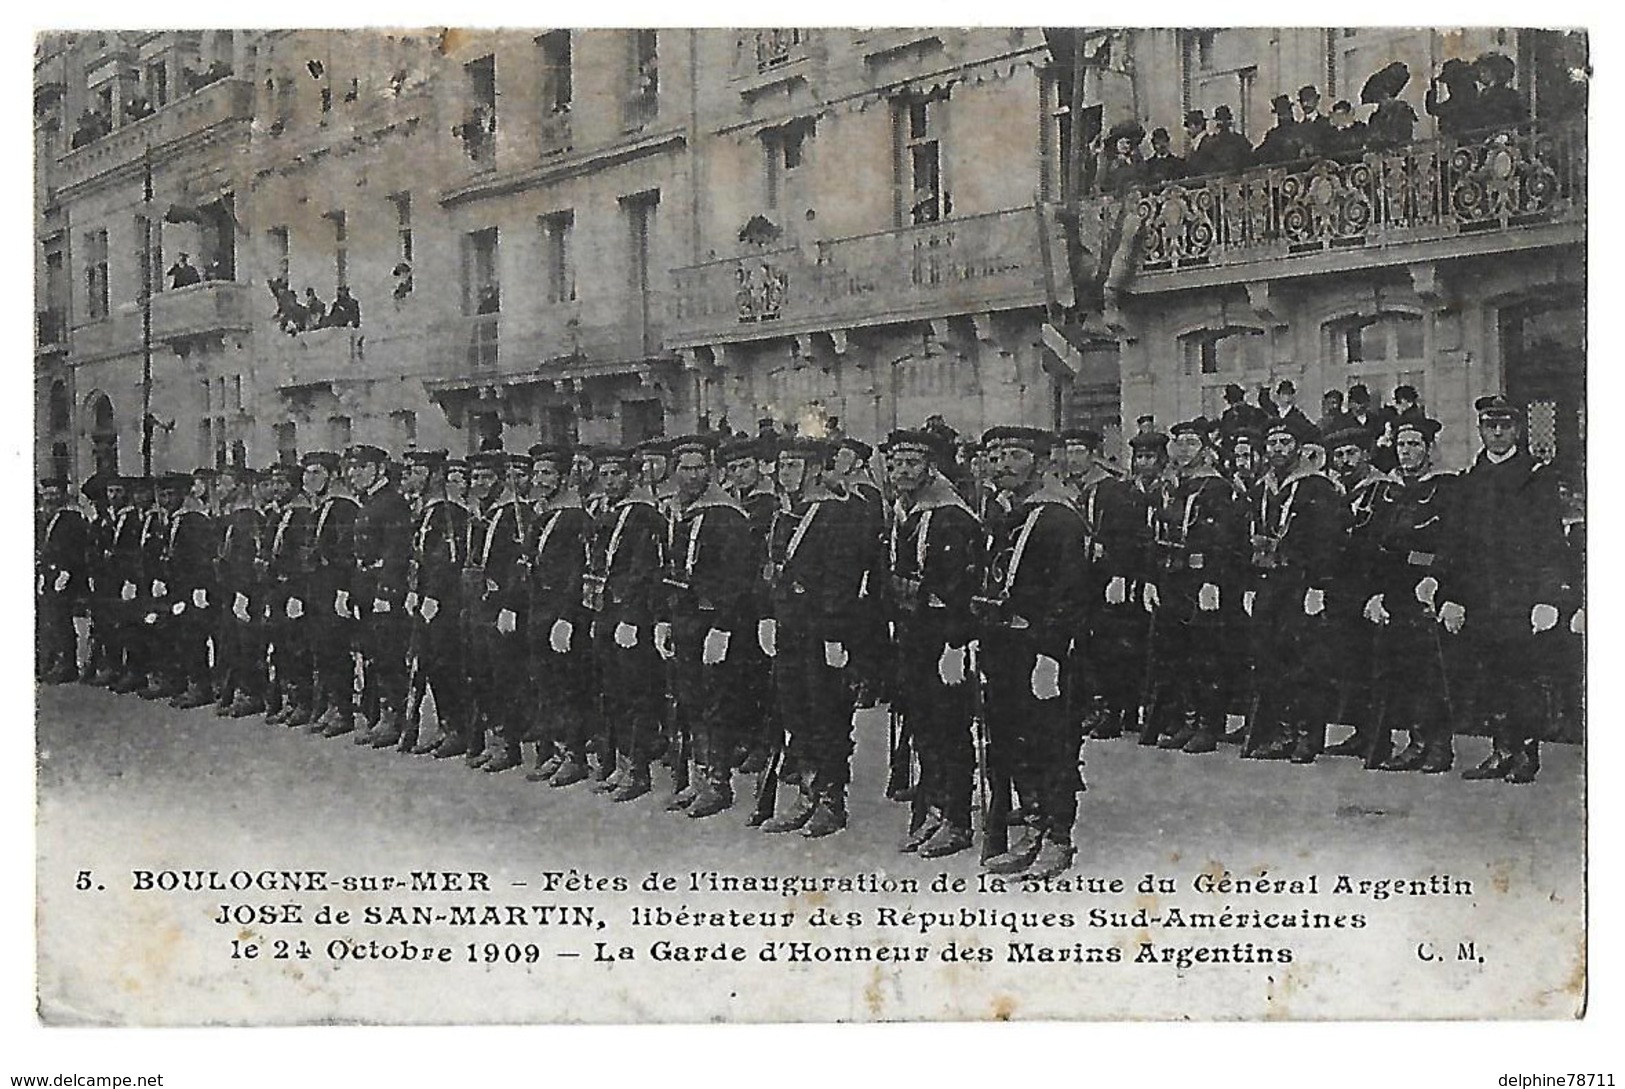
[1092,51,1535,196]
[69,107,113,148]
[268,278,362,334]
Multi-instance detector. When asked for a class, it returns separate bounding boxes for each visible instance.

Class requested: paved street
[37,682,1584,1024]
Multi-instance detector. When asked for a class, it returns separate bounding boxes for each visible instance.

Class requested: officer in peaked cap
[1444,395,1568,783]
[757,433,866,837]
[974,427,1086,879]
[883,428,983,858]
[521,441,596,785]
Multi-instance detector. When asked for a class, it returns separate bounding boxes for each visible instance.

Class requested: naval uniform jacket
[1446,449,1567,643]
[266,499,315,612]
[588,490,665,634]
[108,505,146,607]
[979,482,1087,662]
[216,503,265,612]
[766,487,865,644]
[310,491,360,615]
[354,479,414,609]
[525,492,592,630]
[410,497,469,612]
[889,474,982,653]
[1248,465,1346,596]
[666,484,756,639]
[163,504,217,605]
[37,505,89,599]
[469,494,531,621]
[1152,467,1247,604]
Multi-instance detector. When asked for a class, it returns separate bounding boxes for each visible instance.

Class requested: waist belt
[1159,550,1207,571]
[1405,550,1435,568]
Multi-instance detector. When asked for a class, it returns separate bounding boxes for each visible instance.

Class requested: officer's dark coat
[1446,449,1567,642]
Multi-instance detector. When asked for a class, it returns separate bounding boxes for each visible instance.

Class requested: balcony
[55,78,253,194]
[149,280,251,345]
[669,205,1068,347]
[270,327,370,390]
[432,308,661,385]
[1122,121,1586,290]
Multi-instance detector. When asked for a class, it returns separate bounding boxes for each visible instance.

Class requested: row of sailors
[35,394,1578,878]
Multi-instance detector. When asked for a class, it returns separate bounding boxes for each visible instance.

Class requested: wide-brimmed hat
[1361,61,1411,104]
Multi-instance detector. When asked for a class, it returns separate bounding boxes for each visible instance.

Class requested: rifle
[970,643,1013,861]
[885,700,913,801]
[1136,595,1160,742]
[749,729,784,824]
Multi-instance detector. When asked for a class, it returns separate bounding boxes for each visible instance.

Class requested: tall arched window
[88,393,118,476]
[48,380,70,432]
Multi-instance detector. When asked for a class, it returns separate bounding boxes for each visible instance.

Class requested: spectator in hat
[1426,57,1483,138]
[1317,388,1352,438]
[1270,379,1315,437]
[1253,94,1303,165]
[1182,109,1208,161]
[1473,52,1528,132]
[1142,127,1186,186]
[1325,99,1369,160]
[1095,119,1146,195]
[1296,84,1332,157]
[1189,104,1252,175]
[1362,61,1418,149]
[167,253,202,289]
[1219,383,1267,438]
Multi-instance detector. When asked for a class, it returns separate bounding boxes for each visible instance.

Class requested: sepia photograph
[27,19,1593,1048]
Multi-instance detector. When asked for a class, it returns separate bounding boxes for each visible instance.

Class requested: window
[1330,313,1428,410]
[462,227,500,316]
[267,226,290,282]
[84,229,109,320]
[325,210,347,289]
[48,380,70,432]
[762,121,810,210]
[94,84,113,123]
[145,59,168,108]
[460,56,497,166]
[539,31,572,114]
[1182,326,1268,419]
[389,193,413,264]
[539,211,574,304]
[621,399,664,445]
[198,196,236,281]
[623,192,659,353]
[274,422,297,465]
[626,30,658,124]
[329,415,352,449]
[391,410,417,448]
[1197,30,1217,72]
[896,95,947,225]
[135,214,162,296]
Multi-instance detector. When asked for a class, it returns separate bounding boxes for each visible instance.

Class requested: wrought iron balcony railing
[1126,120,1586,278]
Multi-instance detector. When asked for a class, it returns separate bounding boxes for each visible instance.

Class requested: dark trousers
[982,627,1078,845]
[416,604,468,736]
[169,596,212,689]
[1087,592,1150,726]
[526,612,593,753]
[38,589,77,674]
[1146,581,1231,733]
[310,601,355,715]
[1374,611,1452,748]
[1461,626,1552,750]
[361,603,411,717]
[673,617,746,779]
[1250,573,1336,750]
[595,618,663,771]
[898,630,975,830]
[472,610,529,746]
[773,623,855,799]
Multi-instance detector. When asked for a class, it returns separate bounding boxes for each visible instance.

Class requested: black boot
[1382,732,1426,771]
[1463,718,1515,780]
[1505,740,1540,784]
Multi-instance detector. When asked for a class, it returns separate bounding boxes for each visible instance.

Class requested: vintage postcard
[32,26,1586,1028]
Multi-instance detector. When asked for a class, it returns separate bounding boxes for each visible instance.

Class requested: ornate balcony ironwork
[1128,121,1586,278]
[669,205,1067,347]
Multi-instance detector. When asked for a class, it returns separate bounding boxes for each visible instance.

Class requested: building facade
[36,27,1586,479]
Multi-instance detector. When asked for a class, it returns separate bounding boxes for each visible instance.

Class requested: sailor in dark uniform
[348,445,415,748]
[106,477,152,694]
[522,442,595,786]
[661,434,758,818]
[584,446,666,799]
[36,477,88,683]
[264,463,317,727]
[214,466,269,717]
[975,427,1087,879]
[720,435,782,779]
[464,450,532,773]
[1362,418,1457,773]
[884,428,982,858]
[1242,415,1347,762]
[305,451,361,736]
[1143,419,1247,753]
